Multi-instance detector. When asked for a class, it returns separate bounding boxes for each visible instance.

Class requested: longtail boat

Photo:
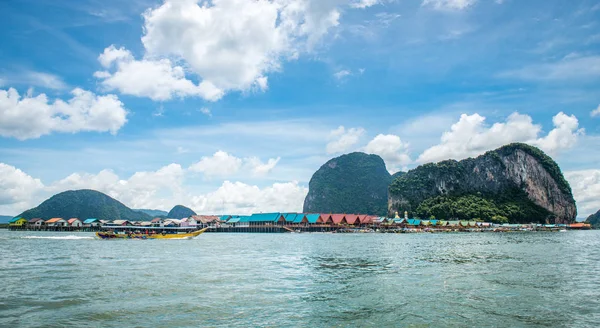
[96,226,208,239]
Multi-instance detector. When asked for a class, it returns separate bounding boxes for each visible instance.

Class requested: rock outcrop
[388,143,576,223]
[303,152,392,216]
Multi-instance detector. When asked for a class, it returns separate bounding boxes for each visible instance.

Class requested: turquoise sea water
[1,230,599,327]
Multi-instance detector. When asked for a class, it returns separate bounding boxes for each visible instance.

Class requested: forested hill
[389,143,576,224]
[586,210,600,228]
[19,189,151,221]
[167,205,197,219]
[303,152,392,216]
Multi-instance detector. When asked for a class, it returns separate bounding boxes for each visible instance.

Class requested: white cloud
[417,112,583,163]
[591,104,600,117]
[190,180,307,215]
[0,71,68,90]
[364,134,411,173]
[189,150,281,178]
[535,112,584,154]
[498,55,600,81]
[350,0,380,9]
[245,156,281,176]
[326,126,366,154]
[334,69,351,80]
[0,87,127,140]
[422,0,477,10]
[4,158,303,215]
[0,163,45,214]
[200,107,212,117]
[135,0,343,99]
[49,164,186,211]
[95,45,224,101]
[565,170,600,218]
[189,151,243,177]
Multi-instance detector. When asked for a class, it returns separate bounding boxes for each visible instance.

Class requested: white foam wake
[22,235,95,240]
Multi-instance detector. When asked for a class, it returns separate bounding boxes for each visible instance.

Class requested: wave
[21,235,95,240]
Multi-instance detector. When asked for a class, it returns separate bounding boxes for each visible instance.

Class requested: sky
[1,0,599,218]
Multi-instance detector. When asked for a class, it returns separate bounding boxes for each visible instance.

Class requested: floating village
[5,212,592,233]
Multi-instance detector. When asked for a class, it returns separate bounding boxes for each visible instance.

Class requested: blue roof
[406,219,421,226]
[219,215,231,221]
[283,213,299,222]
[305,214,320,223]
[249,213,282,222]
[83,218,100,224]
[292,214,306,223]
[238,216,252,222]
[430,220,439,226]
[9,217,24,223]
[227,218,240,223]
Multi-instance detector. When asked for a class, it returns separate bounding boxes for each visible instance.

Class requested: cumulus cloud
[326,126,366,154]
[364,134,411,172]
[189,151,243,177]
[48,164,186,210]
[245,156,281,176]
[422,0,477,10]
[190,180,307,214]
[95,45,224,101]
[565,170,600,218]
[0,163,45,214]
[591,104,600,117]
[189,150,281,178]
[417,112,583,163]
[1,161,304,216]
[0,87,127,140]
[95,0,349,101]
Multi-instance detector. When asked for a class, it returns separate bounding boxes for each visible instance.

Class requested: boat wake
[22,235,95,240]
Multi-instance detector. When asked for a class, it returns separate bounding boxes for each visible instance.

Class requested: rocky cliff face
[303,152,392,216]
[389,143,576,223]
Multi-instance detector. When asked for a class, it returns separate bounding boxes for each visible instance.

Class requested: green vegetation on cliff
[389,143,576,223]
[167,205,196,219]
[303,152,392,216]
[19,189,151,221]
[586,210,600,228]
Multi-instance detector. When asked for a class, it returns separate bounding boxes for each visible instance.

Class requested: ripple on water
[1,230,600,327]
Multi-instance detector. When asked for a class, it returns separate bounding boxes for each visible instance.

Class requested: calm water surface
[1,230,599,327]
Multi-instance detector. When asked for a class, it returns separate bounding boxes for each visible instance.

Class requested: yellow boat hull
[96,228,208,240]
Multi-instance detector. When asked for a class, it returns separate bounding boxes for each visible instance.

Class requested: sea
[1,230,599,327]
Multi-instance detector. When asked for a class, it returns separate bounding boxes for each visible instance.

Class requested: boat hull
[96,228,208,240]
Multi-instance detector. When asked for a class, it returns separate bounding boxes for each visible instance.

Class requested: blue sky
[1,0,599,218]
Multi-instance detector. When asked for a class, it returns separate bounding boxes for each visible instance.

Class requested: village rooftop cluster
[6,213,591,232]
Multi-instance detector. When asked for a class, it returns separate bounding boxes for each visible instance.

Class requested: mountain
[167,205,197,219]
[19,189,151,221]
[134,209,168,217]
[389,143,576,224]
[303,152,392,216]
[586,210,600,228]
[0,215,13,223]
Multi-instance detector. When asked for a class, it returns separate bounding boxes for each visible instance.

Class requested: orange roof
[345,215,359,224]
[46,218,64,223]
[330,214,346,224]
[569,223,590,228]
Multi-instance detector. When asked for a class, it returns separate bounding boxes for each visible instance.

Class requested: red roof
[345,215,359,224]
[67,218,80,224]
[361,215,377,224]
[330,214,346,224]
[151,218,162,223]
[317,214,331,223]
